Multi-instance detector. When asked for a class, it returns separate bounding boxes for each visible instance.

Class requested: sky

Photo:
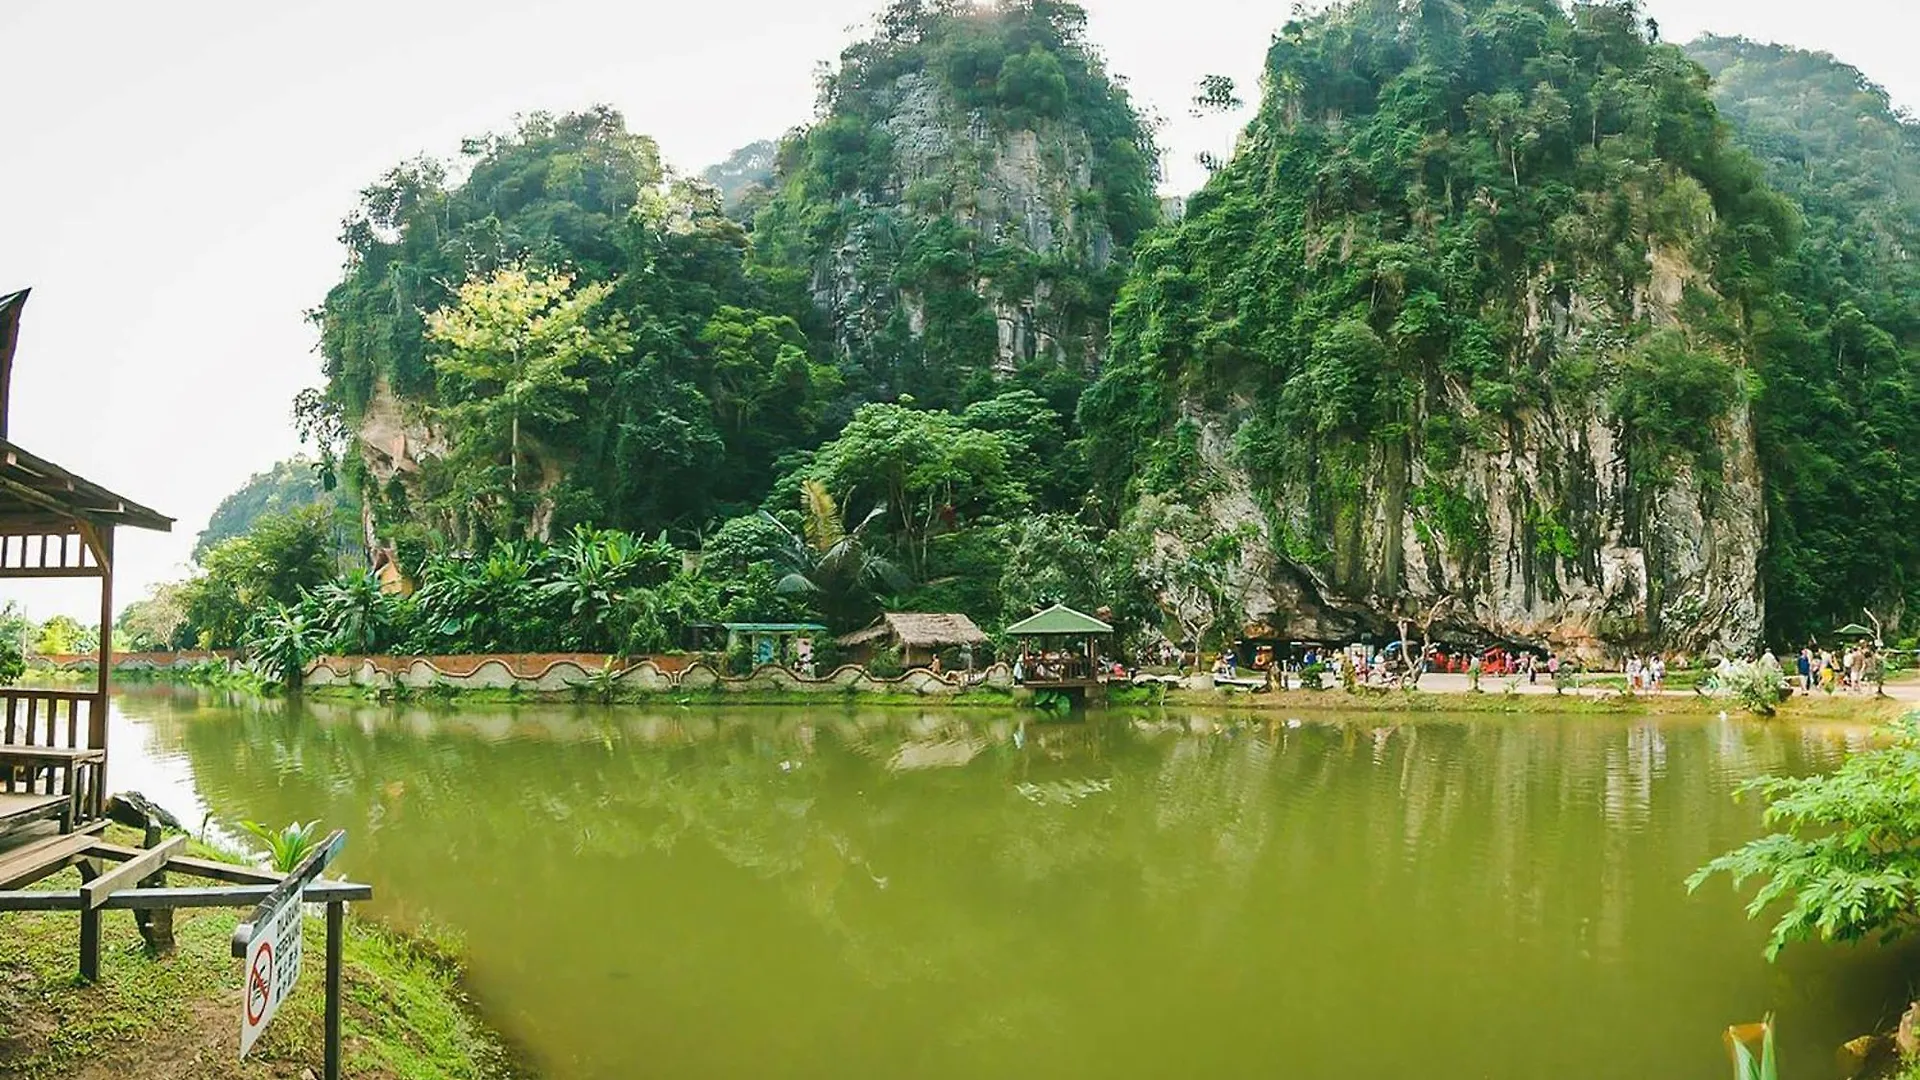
[0,0,1915,620]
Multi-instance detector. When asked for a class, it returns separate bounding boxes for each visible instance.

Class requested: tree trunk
[510,411,520,495]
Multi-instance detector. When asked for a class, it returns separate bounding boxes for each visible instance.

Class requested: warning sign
[239,889,303,1056]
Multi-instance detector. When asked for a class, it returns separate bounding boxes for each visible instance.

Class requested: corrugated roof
[1005,604,1112,636]
[721,622,826,633]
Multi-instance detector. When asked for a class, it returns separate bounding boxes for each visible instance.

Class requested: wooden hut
[0,289,172,838]
[837,613,989,669]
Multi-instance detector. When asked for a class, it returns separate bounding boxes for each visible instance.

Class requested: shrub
[0,635,22,685]
[1712,658,1789,716]
[868,646,905,679]
[1690,715,1920,958]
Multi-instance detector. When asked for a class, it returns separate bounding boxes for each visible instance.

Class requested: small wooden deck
[0,792,72,834]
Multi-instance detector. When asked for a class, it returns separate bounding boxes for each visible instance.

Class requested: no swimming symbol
[246,941,274,1026]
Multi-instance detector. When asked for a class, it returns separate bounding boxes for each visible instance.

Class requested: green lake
[105,686,1916,1078]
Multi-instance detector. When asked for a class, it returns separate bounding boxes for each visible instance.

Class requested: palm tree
[762,480,906,632]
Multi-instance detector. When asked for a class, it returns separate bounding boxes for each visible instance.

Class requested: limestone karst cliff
[1080,0,1793,655]
[748,0,1160,408]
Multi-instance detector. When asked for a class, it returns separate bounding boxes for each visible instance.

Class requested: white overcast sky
[1,0,1915,619]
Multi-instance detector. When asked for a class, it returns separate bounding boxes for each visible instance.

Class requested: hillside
[1080,0,1796,654]
[1688,34,1920,644]
[748,0,1160,412]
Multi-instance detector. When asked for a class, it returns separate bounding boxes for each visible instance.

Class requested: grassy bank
[0,829,520,1080]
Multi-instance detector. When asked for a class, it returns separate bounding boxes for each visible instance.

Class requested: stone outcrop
[803,69,1132,379]
[1171,276,1766,659]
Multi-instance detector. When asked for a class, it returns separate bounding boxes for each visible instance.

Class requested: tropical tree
[247,602,325,689]
[425,264,629,539]
[537,526,675,651]
[177,506,340,649]
[31,615,93,657]
[763,480,905,632]
[805,402,1027,578]
[312,571,394,655]
[117,583,189,652]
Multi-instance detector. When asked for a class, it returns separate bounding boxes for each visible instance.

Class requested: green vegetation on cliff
[149,0,1918,658]
[748,0,1159,411]
[1688,35,1920,644]
[1079,0,1810,649]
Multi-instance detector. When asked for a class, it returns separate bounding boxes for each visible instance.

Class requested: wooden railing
[1,688,103,751]
[1,688,107,825]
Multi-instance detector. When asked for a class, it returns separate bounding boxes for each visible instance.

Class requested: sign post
[231,831,346,1076]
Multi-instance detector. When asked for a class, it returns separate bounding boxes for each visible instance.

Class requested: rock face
[1169,254,1766,658]
[809,75,1118,377]
[1081,1,1781,659]
[1185,382,1765,658]
[753,5,1158,401]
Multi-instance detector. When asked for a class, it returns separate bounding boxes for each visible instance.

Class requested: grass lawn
[0,829,520,1080]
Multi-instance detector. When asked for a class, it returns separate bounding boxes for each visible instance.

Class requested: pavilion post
[91,528,112,793]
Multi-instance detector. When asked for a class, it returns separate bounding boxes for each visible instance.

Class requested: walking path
[1372,672,1920,704]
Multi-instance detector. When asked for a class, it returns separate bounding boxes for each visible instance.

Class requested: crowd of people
[1785,644,1885,694]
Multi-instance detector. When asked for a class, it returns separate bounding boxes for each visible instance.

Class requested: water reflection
[110,688,1914,1080]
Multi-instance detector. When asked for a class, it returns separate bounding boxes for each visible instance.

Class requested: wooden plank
[108,881,373,910]
[86,844,283,885]
[0,746,104,762]
[0,565,104,579]
[0,824,103,888]
[0,880,372,912]
[79,835,184,908]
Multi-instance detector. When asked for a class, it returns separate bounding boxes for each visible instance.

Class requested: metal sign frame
[229,830,348,1078]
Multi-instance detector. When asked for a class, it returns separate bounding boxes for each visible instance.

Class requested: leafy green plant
[582,658,622,704]
[1725,1016,1778,1080]
[1710,658,1789,716]
[0,634,23,685]
[246,602,325,690]
[1298,662,1327,691]
[1689,716,1920,958]
[242,819,324,873]
[867,646,905,680]
[313,569,393,655]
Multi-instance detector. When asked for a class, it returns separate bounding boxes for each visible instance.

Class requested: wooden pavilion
[1006,604,1113,688]
[0,288,173,838]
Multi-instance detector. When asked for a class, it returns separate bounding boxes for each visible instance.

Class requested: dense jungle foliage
[172,1,1171,662]
[1081,0,1796,615]
[1687,36,1920,644]
[122,0,1920,665]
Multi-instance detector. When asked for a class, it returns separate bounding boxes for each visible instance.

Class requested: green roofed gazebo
[1834,623,1876,639]
[1005,605,1112,688]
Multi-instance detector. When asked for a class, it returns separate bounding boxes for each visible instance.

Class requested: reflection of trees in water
[131,690,1872,1078]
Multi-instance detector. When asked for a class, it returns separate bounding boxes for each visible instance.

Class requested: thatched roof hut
[838,613,989,668]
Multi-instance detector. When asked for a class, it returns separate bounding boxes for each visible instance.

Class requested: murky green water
[107,687,1916,1079]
